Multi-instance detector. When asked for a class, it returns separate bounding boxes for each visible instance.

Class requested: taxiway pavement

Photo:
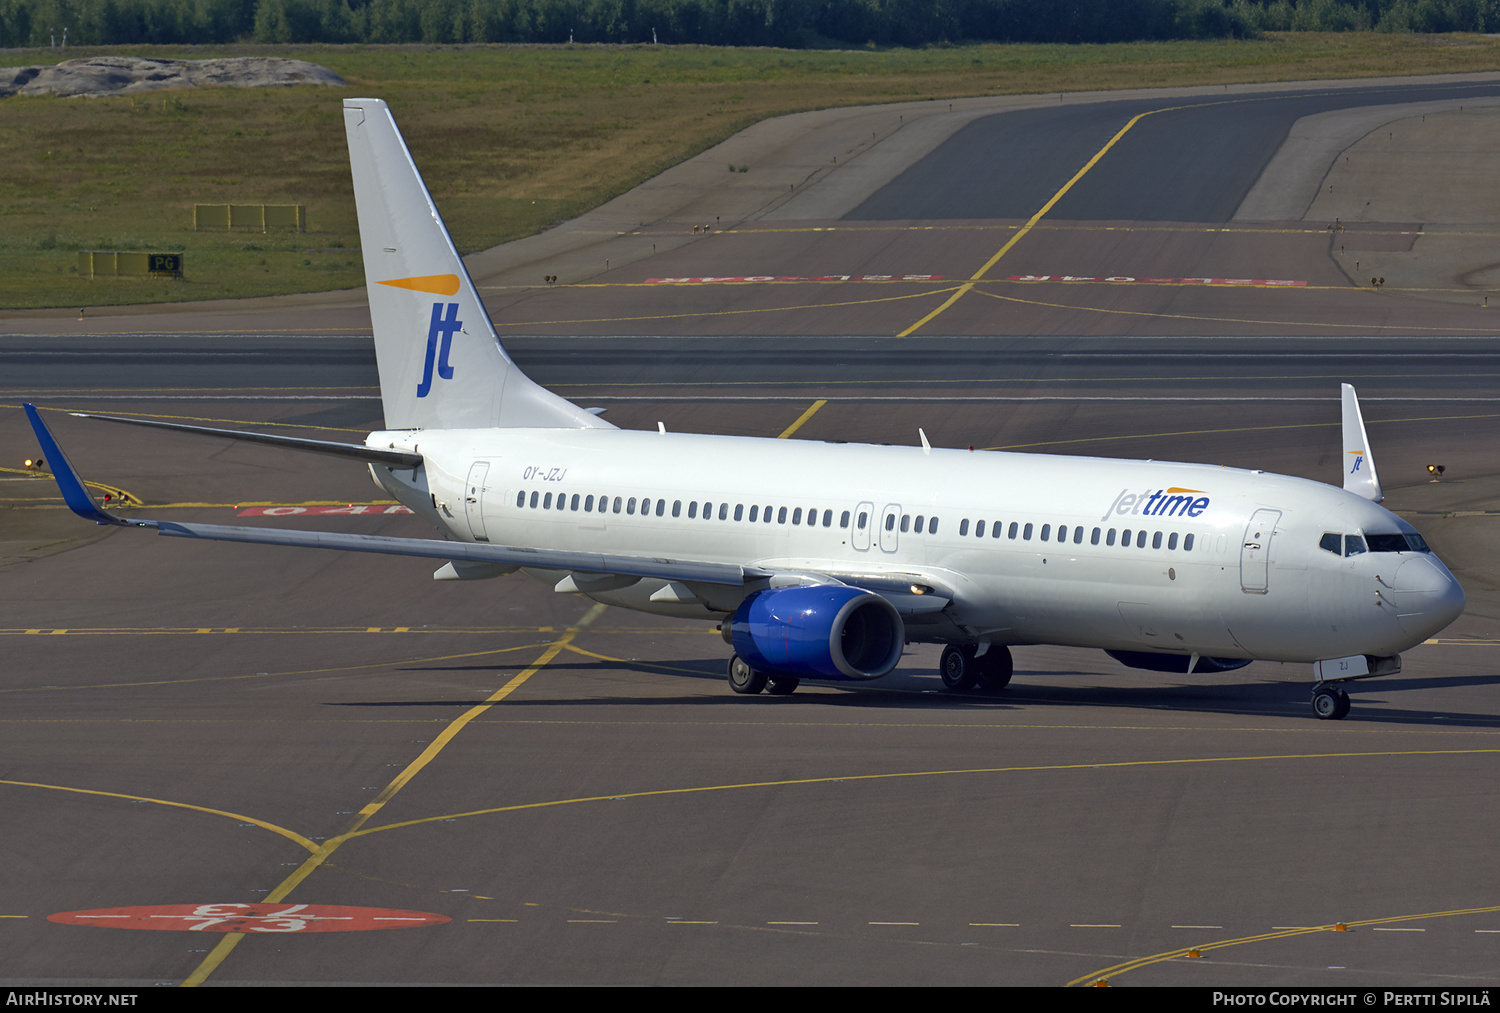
[3,76,1500,988]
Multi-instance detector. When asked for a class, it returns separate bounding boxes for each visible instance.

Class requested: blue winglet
[24,403,128,526]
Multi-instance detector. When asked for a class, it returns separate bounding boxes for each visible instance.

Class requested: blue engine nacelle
[730,585,904,681]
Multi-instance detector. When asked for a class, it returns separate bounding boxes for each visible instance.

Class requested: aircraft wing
[68,411,423,468]
[25,404,757,587]
[27,405,961,607]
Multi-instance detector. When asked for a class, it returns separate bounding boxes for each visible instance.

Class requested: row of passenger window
[517,489,851,528]
[516,490,1200,552]
[958,517,1198,551]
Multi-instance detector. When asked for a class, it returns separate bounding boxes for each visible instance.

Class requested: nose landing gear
[1311,683,1351,720]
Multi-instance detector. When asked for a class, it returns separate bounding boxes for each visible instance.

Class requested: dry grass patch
[1,35,1497,309]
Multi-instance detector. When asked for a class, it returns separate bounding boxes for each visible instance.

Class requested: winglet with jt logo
[1341,382,1383,503]
[343,98,611,433]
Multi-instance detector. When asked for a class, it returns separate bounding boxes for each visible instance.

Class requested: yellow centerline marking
[1068,903,1500,986]
[494,286,950,329]
[3,626,521,636]
[898,105,1178,337]
[349,748,1500,841]
[180,603,606,987]
[561,642,737,677]
[777,399,827,439]
[970,285,1500,334]
[0,779,316,853]
[0,640,551,694]
[985,410,1500,452]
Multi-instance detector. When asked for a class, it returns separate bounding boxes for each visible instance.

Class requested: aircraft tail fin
[343,98,609,432]
[1341,383,1383,502]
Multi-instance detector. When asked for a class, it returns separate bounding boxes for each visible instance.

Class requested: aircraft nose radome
[1391,556,1466,639]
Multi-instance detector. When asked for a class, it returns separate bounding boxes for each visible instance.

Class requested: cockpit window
[1366,533,1428,553]
[1344,534,1366,557]
[1319,533,1340,555]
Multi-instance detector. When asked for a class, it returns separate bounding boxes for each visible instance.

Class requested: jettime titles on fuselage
[1102,487,1211,523]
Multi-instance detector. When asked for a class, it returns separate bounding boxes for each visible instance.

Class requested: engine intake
[731,585,904,681]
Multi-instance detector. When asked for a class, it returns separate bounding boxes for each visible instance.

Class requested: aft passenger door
[1240,508,1281,593]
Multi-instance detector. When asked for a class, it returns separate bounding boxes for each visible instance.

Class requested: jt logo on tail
[417,302,462,398]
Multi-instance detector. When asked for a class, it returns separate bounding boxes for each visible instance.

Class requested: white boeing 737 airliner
[26,98,1466,720]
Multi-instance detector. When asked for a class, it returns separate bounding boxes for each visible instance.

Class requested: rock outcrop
[0,56,346,98]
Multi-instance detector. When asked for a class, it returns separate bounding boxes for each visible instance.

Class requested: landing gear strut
[1311,683,1351,720]
[940,644,1014,692]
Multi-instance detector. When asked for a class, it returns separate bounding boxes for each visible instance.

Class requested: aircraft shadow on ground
[332,658,1500,725]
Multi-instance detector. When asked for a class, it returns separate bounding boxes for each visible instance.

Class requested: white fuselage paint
[368,426,1463,666]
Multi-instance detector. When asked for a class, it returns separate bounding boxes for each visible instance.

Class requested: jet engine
[730,585,904,680]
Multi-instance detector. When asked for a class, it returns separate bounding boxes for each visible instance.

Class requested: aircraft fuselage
[369,426,1463,667]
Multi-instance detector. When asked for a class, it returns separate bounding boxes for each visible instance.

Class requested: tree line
[0,0,1495,49]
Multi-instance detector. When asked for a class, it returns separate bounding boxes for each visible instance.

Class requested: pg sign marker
[49,903,450,933]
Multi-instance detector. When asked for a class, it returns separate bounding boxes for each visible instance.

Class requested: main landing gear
[939,644,1013,692]
[727,654,799,696]
[1311,683,1352,721]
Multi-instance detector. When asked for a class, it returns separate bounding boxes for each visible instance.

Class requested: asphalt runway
[5,79,1500,988]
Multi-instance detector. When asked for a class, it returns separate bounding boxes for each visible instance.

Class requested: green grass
[2,34,1498,309]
